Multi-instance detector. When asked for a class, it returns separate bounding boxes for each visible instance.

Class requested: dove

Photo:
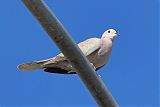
[18,29,118,74]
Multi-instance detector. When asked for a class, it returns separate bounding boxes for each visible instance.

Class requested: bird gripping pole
[21,0,118,107]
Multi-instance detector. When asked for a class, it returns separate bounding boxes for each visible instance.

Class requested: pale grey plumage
[18,29,118,74]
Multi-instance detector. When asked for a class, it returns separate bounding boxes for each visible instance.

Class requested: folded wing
[18,37,101,72]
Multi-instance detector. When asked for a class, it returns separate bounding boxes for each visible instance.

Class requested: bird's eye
[108,30,110,33]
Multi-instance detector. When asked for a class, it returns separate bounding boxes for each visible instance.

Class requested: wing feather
[78,38,101,56]
[43,38,101,66]
[18,38,101,71]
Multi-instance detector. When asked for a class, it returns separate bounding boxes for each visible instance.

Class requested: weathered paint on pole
[21,0,118,107]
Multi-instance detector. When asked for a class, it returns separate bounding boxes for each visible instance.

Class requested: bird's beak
[115,32,120,36]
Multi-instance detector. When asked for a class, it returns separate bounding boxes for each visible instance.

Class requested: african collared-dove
[18,29,118,74]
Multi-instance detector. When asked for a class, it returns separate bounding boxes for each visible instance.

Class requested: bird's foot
[90,63,96,70]
[90,63,101,78]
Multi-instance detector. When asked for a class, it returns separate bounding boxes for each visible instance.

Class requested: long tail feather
[18,60,49,71]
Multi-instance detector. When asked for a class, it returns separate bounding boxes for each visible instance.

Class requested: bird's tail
[17,59,50,71]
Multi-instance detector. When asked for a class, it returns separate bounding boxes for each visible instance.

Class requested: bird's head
[101,29,119,40]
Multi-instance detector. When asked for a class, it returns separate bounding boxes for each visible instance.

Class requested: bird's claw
[90,63,96,70]
[90,63,101,78]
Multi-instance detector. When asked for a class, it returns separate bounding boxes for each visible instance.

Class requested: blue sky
[0,0,159,107]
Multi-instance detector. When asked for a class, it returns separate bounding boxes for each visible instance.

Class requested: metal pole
[21,0,118,107]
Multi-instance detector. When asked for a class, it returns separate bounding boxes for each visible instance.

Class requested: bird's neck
[102,35,115,42]
[102,37,113,43]
[101,37,113,48]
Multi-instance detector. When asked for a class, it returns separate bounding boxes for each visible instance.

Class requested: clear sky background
[0,0,159,107]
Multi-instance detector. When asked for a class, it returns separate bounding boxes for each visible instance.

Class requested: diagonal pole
[21,0,118,107]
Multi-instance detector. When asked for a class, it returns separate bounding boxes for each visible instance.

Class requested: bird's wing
[18,38,101,71]
[45,37,101,64]
[78,38,101,56]
[43,38,101,74]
